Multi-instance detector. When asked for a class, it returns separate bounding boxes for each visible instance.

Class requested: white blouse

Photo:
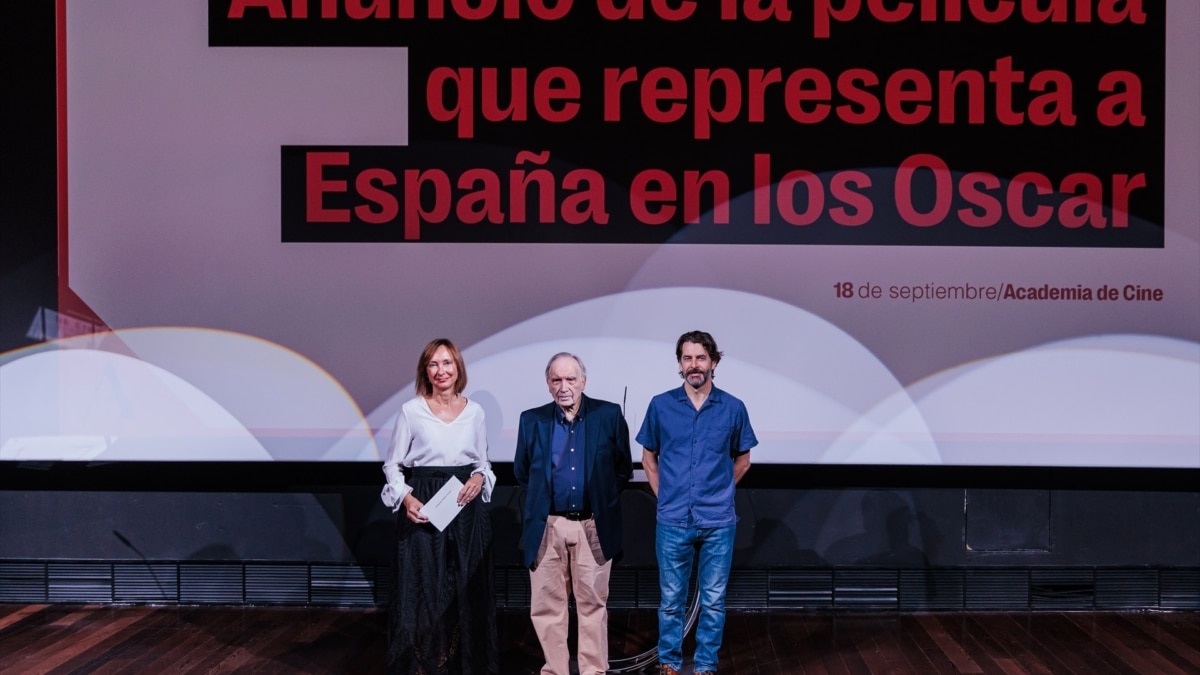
[380,396,496,512]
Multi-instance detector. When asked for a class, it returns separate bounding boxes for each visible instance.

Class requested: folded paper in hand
[418,475,465,531]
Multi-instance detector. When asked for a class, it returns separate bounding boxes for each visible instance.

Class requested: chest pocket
[696,423,734,456]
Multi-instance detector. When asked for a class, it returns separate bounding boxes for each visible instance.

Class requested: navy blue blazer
[513,394,632,569]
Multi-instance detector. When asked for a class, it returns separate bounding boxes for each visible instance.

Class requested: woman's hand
[457,473,484,506]
[403,494,428,524]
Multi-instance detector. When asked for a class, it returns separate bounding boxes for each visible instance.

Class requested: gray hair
[544,352,587,380]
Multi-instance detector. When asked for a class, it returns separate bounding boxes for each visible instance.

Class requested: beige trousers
[529,515,612,675]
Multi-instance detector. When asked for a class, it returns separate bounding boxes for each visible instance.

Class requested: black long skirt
[387,465,498,675]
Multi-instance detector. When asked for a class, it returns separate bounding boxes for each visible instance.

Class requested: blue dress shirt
[551,405,587,513]
[636,385,757,528]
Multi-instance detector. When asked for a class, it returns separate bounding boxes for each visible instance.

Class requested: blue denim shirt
[636,386,757,528]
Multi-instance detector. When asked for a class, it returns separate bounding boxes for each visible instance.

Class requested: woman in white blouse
[381,338,498,675]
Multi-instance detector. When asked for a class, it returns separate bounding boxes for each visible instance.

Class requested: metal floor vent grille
[726,570,768,609]
[494,567,531,609]
[47,562,112,604]
[0,563,44,603]
[311,565,380,606]
[114,563,178,604]
[180,564,243,604]
[964,569,1030,610]
[605,570,642,610]
[898,570,965,610]
[245,565,309,604]
[768,570,833,609]
[1030,569,1095,610]
[834,570,898,610]
[1095,569,1159,609]
[1,562,1197,610]
[1161,569,1200,609]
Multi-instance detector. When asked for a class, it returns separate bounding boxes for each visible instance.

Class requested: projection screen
[0,0,1196,469]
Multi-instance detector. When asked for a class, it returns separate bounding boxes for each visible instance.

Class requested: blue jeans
[655,522,736,673]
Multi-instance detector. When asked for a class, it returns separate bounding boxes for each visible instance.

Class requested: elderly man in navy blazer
[513,352,632,675]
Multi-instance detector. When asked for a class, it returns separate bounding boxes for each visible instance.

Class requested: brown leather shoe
[658,666,679,675]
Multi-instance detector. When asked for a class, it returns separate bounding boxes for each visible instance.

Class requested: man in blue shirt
[514,353,632,675]
[637,331,757,675]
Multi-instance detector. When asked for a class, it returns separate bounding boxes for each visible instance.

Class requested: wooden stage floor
[1,604,1198,674]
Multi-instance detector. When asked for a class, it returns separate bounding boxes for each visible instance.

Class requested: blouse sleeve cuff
[473,466,497,503]
[380,471,412,512]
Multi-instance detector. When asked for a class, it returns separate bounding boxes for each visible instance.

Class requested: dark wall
[3,475,1197,570]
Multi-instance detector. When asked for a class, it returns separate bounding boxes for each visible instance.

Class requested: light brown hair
[415,338,467,396]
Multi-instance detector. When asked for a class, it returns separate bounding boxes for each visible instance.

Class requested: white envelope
[418,475,465,531]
